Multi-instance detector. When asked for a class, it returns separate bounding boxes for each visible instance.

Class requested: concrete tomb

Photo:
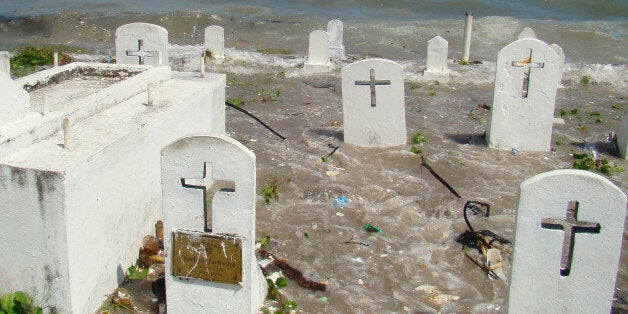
[485,38,561,151]
[0,51,9,76]
[304,30,332,73]
[509,169,627,313]
[0,62,227,312]
[161,134,266,313]
[327,19,346,60]
[342,58,406,147]
[423,35,449,82]
[517,27,537,40]
[204,25,225,60]
[0,70,30,127]
[617,109,628,159]
[116,22,169,66]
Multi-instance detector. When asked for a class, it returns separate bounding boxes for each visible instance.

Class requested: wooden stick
[420,155,461,198]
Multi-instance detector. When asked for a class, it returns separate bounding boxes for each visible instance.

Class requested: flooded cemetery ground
[102,62,627,312]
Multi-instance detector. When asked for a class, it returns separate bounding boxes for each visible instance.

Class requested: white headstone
[304,30,332,73]
[342,58,406,147]
[423,36,449,82]
[517,27,537,40]
[327,19,346,60]
[115,22,169,66]
[204,25,225,60]
[616,109,628,159]
[161,134,266,313]
[485,38,561,151]
[0,51,9,76]
[0,72,30,127]
[509,169,627,313]
[550,43,566,85]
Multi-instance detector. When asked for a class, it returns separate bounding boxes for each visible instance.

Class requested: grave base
[304,63,334,73]
[423,70,450,83]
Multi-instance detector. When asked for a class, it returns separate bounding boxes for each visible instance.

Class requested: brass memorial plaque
[172,230,242,284]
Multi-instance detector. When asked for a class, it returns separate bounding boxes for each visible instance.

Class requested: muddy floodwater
[213,60,627,312]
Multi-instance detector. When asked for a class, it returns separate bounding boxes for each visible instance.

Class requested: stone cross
[126,39,158,65]
[115,22,169,66]
[354,69,391,107]
[182,162,235,232]
[161,134,266,313]
[485,38,560,151]
[540,201,600,276]
[510,49,544,98]
[508,169,627,313]
[342,58,406,147]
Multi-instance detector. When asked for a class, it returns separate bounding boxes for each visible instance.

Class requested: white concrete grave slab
[204,25,225,60]
[0,51,9,76]
[342,58,406,147]
[161,134,266,313]
[116,22,169,66]
[327,19,346,60]
[304,30,332,73]
[0,62,227,313]
[423,35,449,82]
[0,69,30,127]
[485,38,561,151]
[508,169,627,313]
[517,27,537,40]
[617,109,628,159]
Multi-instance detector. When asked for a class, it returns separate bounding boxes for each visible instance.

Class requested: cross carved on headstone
[182,162,235,232]
[126,39,158,65]
[354,69,391,107]
[541,200,601,276]
[511,49,544,98]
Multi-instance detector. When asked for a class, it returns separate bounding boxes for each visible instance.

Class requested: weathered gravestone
[204,25,225,60]
[304,30,332,73]
[485,38,561,151]
[342,58,406,147]
[423,36,449,82]
[0,51,9,76]
[0,70,30,126]
[327,19,346,60]
[617,109,628,159]
[517,27,537,40]
[116,22,169,66]
[161,134,266,313]
[550,43,566,85]
[509,169,627,313]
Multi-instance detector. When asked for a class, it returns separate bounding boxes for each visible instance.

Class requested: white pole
[63,117,70,149]
[53,52,59,67]
[157,51,163,66]
[200,55,205,78]
[462,12,473,62]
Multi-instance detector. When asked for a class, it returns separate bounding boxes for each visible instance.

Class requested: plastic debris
[363,224,382,233]
[333,196,348,207]
[351,257,364,263]
[510,148,518,155]
[319,297,328,303]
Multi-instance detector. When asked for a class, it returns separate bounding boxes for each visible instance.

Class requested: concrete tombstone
[342,58,406,147]
[517,27,537,40]
[0,51,9,76]
[204,25,225,59]
[550,43,566,84]
[327,19,346,60]
[115,22,169,66]
[616,109,628,159]
[0,71,30,127]
[486,38,561,151]
[161,134,266,313]
[423,36,449,82]
[304,30,332,73]
[509,169,627,313]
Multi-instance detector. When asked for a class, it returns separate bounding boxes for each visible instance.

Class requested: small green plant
[595,118,603,123]
[266,277,298,314]
[611,104,624,110]
[126,264,149,280]
[480,103,491,110]
[572,153,623,175]
[434,80,440,85]
[580,76,596,85]
[411,131,428,145]
[459,60,469,65]
[10,46,74,77]
[428,91,436,96]
[227,98,244,107]
[555,140,563,146]
[259,235,271,247]
[570,108,579,115]
[274,90,281,98]
[321,156,329,162]
[261,178,281,204]
[278,70,286,77]
[557,108,568,117]
[410,146,422,155]
[577,124,588,131]
[0,291,43,314]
